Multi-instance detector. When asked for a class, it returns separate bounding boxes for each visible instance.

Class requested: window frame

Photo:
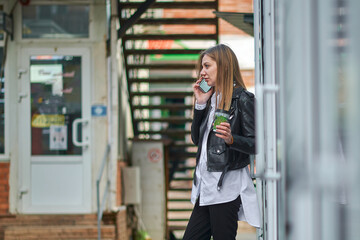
[17,0,93,43]
[0,0,8,160]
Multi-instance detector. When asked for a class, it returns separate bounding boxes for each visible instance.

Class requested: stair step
[0,214,104,227]
[123,34,217,40]
[125,49,203,55]
[169,151,197,157]
[168,225,187,231]
[127,63,196,70]
[134,117,192,123]
[172,177,193,181]
[119,1,217,10]
[138,130,191,136]
[130,91,193,97]
[168,156,197,162]
[129,77,195,83]
[122,18,217,25]
[168,208,193,212]
[169,188,192,192]
[133,104,193,110]
[168,198,191,202]
[168,166,196,171]
[4,225,115,240]
[171,143,197,148]
[168,218,190,222]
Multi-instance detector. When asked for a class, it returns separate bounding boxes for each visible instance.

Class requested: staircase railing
[117,0,219,238]
[96,144,111,240]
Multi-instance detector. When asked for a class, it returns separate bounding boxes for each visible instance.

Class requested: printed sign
[31,114,65,128]
[49,125,67,150]
[91,105,107,117]
[147,148,162,163]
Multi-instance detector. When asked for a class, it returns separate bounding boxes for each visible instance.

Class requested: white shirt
[191,93,261,228]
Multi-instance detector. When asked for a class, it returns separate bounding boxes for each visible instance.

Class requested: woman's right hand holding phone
[193,78,213,105]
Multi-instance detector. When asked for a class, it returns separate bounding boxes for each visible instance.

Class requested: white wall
[7,0,112,213]
[220,35,255,70]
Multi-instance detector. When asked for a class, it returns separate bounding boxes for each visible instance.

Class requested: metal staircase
[117,0,219,238]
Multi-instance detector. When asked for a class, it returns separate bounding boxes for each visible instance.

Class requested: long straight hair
[197,44,246,111]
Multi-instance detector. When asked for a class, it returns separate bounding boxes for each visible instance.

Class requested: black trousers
[182,196,241,240]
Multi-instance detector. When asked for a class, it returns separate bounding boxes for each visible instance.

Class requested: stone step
[4,225,115,240]
[0,214,109,227]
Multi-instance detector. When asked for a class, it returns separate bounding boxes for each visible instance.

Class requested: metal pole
[253,1,264,239]
[347,0,360,239]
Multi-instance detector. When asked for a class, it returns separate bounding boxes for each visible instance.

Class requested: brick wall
[117,161,128,206]
[163,9,216,34]
[0,162,9,214]
[116,209,128,240]
[219,0,253,35]
[242,69,255,89]
[163,0,253,36]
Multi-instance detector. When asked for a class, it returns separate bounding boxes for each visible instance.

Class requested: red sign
[147,148,162,163]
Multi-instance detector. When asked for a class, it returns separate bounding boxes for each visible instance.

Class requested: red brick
[241,69,255,88]
[0,214,123,239]
[0,162,10,214]
[4,225,116,240]
[161,1,253,36]
[116,209,127,240]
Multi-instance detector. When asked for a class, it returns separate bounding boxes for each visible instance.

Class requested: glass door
[18,48,91,213]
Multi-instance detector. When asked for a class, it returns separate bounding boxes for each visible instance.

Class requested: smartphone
[199,78,212,93]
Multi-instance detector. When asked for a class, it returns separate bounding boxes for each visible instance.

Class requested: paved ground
[236,233,257,240]
[236,221,257,240]
[172,221,257,239]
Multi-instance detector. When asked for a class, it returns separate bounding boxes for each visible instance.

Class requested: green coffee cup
[213,109,230,132]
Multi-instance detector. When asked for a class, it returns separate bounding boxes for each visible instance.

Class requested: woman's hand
[215,122,233,145]
[193,78,214,104]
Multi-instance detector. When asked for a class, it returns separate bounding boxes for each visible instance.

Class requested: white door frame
[18,47,92,214]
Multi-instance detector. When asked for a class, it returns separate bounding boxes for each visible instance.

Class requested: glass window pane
[30,55,82,155]
[0,48,4,154]
[0,5,4,40]
[22,5,89,39]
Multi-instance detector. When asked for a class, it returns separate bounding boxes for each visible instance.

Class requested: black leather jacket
[191,87,256,190]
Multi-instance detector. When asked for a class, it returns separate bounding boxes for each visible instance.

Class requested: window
[0,5,4,40]
[22,5,89,39]
[0,47,4,154]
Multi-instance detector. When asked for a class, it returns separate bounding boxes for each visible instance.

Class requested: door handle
[255,84,281,181]
[72,118,89,147]
[18,92,28,103]
[18,69,28,79]
[18,187,28,199]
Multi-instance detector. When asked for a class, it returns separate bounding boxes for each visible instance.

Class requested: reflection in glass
[0,5,4,40]
[30,55,82,155]
[22,5,89,39]
[0,48,4,154]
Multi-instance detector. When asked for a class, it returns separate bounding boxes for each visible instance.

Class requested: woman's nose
[200,69,206,76]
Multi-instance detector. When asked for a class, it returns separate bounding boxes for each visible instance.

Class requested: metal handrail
[96,144,111,240]
[253,84,281,181]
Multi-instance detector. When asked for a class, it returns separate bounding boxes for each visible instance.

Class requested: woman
[183,44,261,240]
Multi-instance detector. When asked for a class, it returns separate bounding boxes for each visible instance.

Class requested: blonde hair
[197,44,246,111]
